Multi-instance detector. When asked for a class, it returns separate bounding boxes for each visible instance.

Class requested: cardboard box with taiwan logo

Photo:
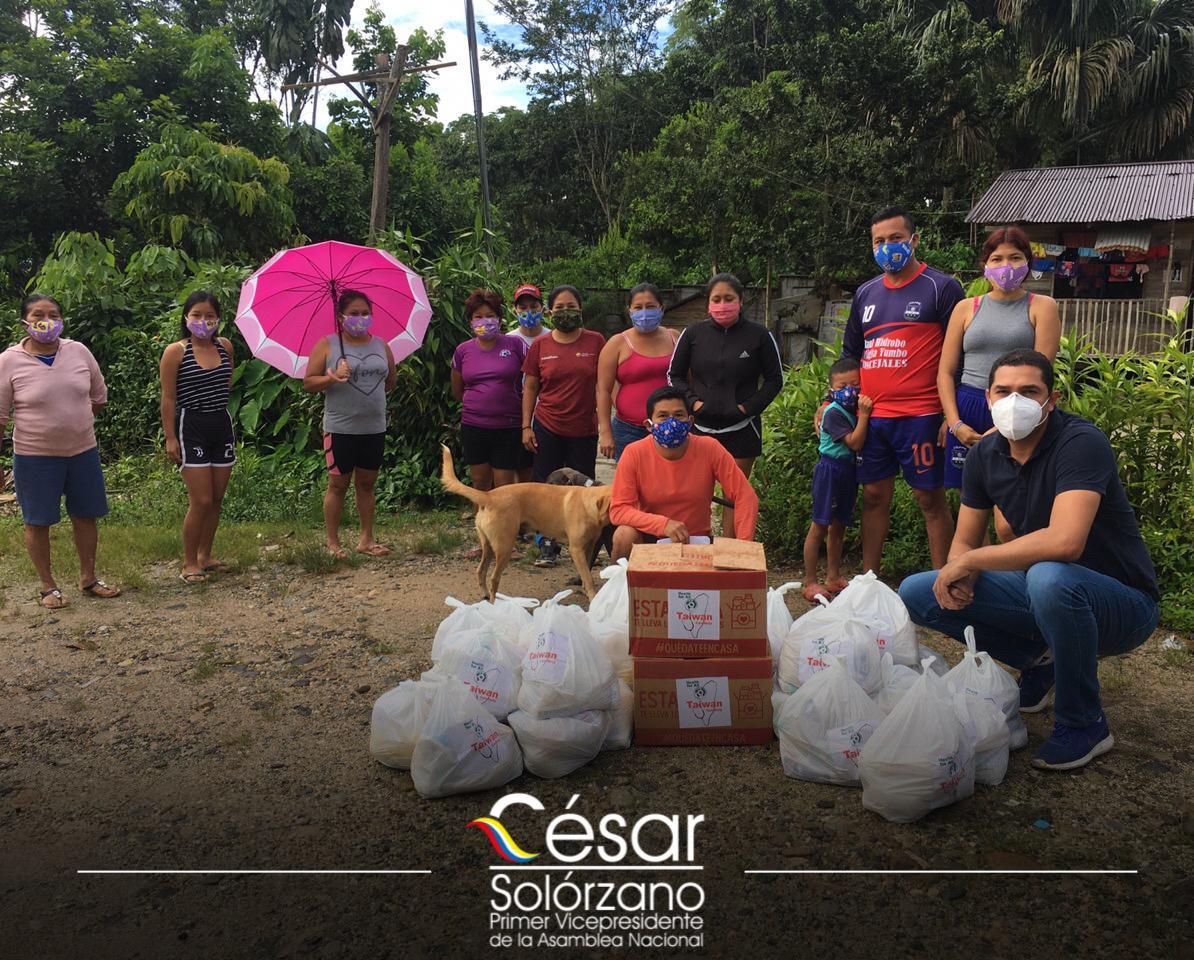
[627,539,768,658]
[632,656,773,745]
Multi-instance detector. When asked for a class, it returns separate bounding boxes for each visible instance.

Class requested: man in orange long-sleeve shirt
[609,386,759,559]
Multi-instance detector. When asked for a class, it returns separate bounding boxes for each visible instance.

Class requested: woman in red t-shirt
[521,285,606,485]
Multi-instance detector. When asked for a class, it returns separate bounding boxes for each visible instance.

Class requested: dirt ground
[2,539,1193,960]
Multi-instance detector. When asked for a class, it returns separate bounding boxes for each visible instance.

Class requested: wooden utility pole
[282,50,456,242]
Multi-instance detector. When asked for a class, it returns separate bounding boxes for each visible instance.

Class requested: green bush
[757,321,1194,631]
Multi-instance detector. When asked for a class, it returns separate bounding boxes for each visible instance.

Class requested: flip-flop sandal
[825,578,849,594]
[327,547,349,560]
[464,547,482,560]
[81,579,121,599]
[179,571,208,584]
[356,544,390,557]
[202,561,231,573]
[39,588,69,609]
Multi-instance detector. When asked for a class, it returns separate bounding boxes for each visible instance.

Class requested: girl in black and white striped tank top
[176,339,232,411]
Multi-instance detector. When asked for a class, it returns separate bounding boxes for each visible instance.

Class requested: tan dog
[440,446,612,601]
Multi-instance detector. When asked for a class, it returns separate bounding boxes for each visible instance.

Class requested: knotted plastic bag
[588,558,630,626]
[859,663,975,822]
[602,681,634,751]
[410,679,523,799]
[369,680,437,770]
[952,690,1011,786]
[518,591,620,718]
[872,652,921,715]
[766,581,802,662]
[944,626,1027,751]
[779,597,882,695]
[508,709,611,778]
[428,624,523,720]
[591,620,633,685]
[776,657,887,786]
[833,571,919,666]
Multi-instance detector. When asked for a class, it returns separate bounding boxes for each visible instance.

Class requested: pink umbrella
[234,241,432,378]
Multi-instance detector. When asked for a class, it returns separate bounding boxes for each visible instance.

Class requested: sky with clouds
[314,0,530,128]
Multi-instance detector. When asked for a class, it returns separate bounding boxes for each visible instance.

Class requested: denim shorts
[12,447,110,526]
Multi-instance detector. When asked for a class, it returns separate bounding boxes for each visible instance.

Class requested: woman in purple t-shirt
[451,289,528,491]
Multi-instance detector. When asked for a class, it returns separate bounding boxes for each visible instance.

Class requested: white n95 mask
[990,392,1049,441]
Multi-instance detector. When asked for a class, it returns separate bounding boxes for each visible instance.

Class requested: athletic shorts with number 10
[855,413,943,490]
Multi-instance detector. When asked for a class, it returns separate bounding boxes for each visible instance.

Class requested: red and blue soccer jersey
[842,263,965,418]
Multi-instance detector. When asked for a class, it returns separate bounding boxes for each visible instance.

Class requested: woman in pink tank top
[597,283,679,462]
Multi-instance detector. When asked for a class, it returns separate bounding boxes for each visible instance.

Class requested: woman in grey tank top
[938,226,1060,493]
[303,290,396,559]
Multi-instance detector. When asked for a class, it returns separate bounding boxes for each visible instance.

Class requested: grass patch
[409,529,466,555]
[369,640,395,656]
[0,508,470,600]
[1162,647,1191,669]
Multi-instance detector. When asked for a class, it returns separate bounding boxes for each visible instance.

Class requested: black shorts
[177,409,236,468]
[461,424,524,472]
[323,432,385,475]
[694,419,763,460]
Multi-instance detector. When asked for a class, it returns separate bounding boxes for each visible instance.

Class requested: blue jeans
[899,563,1159,727]
[611,416,648,462]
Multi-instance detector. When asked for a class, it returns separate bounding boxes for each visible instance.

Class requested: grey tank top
[322,335,389,434]
[960,293,1036,390]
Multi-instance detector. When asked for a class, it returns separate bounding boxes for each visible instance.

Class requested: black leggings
[531,422,597,482]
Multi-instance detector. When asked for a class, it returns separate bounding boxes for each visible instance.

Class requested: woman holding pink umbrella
[303,290,397,558]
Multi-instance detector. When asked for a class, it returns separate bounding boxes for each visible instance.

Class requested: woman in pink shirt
[0,295,121,608]
[596,282,678,462]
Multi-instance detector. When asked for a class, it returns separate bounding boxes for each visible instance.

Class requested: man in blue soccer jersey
[841,207,965,573]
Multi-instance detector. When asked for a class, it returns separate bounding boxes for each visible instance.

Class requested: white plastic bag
[588,559,630,625]
[518,591,619,718]
[431,624,523,720]
[770,688,790,722]
[777,597,836,691]
[776,657,887,786]
[953,691,1010,786]
[602,681,634,751]
[945,626,1027,751]
[918,645,950,677]
[487,594,539,651]
[431,597,491,660]
[779,605,882,695]
[872,652,921,715]
[766,582,802,661]
[859,663,975,822]
[410,679,523,798]
[369,680,437,770]
[591,620,633,685]
[509,709,611,778]
[833,571,919,666]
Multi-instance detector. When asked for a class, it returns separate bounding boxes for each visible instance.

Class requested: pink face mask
[984,262,1029,292]
[709,302,741,327]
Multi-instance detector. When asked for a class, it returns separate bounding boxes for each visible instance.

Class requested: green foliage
[757,321,1194,630]
[111,125,295,259]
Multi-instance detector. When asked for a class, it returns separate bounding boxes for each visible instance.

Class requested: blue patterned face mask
[517,309,543,328]
[830,385,859,408]
[874,241,914,273]
[650,416,692,448]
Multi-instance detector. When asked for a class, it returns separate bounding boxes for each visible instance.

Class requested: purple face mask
[984,262,1029,292]
[26,317,64,344]
[186,317,218,339]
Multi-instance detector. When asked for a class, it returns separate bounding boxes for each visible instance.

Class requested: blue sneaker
[1018,657,1055,713]
[1031,715,1115,770]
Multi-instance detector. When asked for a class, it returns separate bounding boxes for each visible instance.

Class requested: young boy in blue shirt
[803,358,873,602]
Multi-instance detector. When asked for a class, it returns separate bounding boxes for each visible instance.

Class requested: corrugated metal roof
[967,161,1194,224]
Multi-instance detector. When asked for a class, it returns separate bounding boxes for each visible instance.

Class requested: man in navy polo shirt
[899,349,1160,770]
[842,207,964,573]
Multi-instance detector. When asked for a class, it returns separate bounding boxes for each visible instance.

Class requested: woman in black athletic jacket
[666,272,784,535]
